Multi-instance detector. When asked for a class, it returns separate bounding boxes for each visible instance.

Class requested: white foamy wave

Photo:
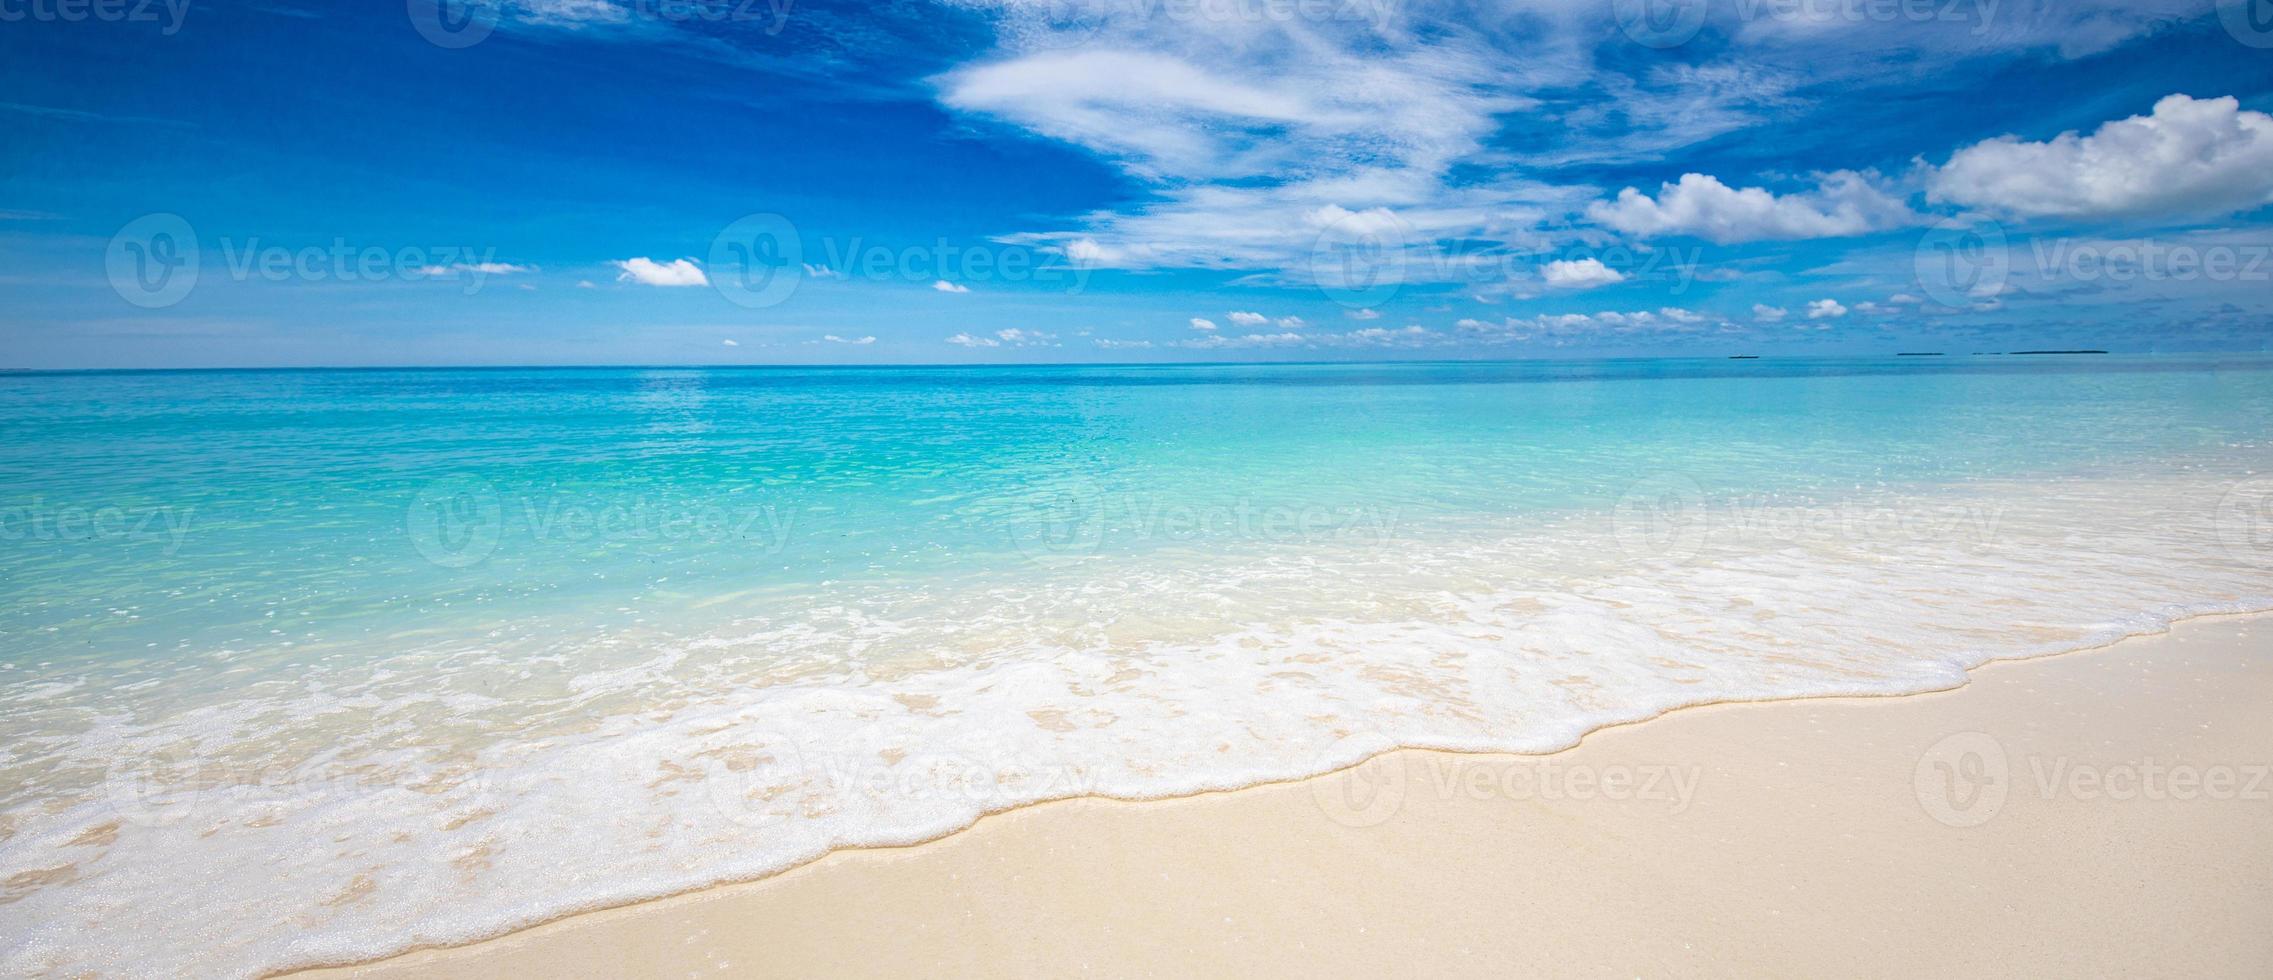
[2,462,2271,976]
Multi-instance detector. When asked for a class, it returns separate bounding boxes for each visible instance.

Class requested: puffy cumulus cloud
[932,279,971,293]
[1806,299,1848,319]
[1587,171,1915,243]
[1927,94,2273,221]
[613,257,708,287]
[1540,257,1626,289]
[1227,311,1270,326]
[1275,315,1306,329]
[1752,304,1789,323]
[947,328,1058,348]
[1188,317,1218,331]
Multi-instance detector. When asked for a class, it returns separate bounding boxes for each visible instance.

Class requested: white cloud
[932,279,970,293]
[1587,171,1915,243]
[418,261,534,278]
[1888,293,1922,304]
[1093,338,1155,349]
[613,257,708,287]
[804,264,844,279]
[994,327,1057,345]
[1455,308,1719,343]
[1188,317,1218,331]
[1540,257,1627,289]
[575,280,597,289]
[1276,316,1306,329]
[950,328,1058,348]
[1345,325,1436,347]
[1927,94,2273,221]
[1064,238,1108,264]
[1806,299,1848,319]
[1227,311,1270,326]
[823,334,877,345]
[721,339,739,347]
[1179,331,1310,350]
[1347,308,1381,320]
[1752,304,1789,323]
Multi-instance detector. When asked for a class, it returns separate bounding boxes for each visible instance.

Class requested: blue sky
[2,0,2271,367]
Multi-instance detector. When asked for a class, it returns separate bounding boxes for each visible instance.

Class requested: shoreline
[296,609,2273,977]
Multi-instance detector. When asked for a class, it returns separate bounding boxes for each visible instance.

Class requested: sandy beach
[301,612,2273,978]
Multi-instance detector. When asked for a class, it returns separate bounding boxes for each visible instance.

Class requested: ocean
[3,356,2271,975]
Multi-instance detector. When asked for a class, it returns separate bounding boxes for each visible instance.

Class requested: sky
[2,0,2271,367]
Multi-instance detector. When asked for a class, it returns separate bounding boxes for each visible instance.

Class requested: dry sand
[303,613,2273,978]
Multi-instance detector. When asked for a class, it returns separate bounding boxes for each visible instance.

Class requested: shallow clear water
[3,356,2271,975]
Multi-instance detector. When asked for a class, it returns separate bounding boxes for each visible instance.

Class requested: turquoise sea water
[4,356,2273,975]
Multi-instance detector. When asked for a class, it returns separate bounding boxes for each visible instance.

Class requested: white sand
[301,613,2273,978]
